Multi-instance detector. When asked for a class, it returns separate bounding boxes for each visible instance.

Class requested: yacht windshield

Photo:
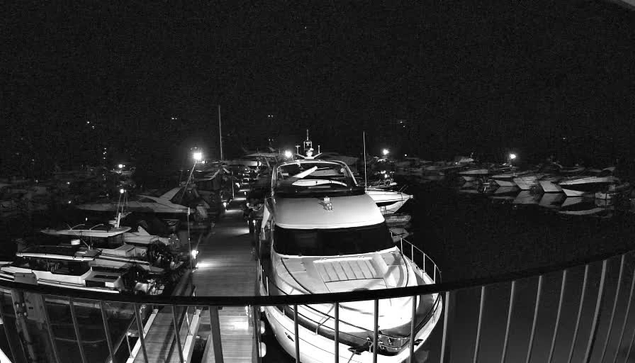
[274,162,363,197]
[273,223,394,256]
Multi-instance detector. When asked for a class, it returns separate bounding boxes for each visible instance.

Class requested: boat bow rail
[1,247,635,362]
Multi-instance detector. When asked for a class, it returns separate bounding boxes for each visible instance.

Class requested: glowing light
[509,153,517,160]
[284,150,293,159]
[119,188,125,194]
[193,151,203,162]
[118,164,124,169]
[382,149,390,156]
[191,249,199,259]
[306,148,314,158]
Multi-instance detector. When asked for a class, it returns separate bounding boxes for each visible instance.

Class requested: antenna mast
[363,131,367,188]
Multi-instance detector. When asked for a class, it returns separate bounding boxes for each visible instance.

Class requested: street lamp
[382,149,390,157]
[508,153,517,165]
[193,151,203,163]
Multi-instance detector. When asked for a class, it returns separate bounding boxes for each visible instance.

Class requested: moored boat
[258,158,442,362]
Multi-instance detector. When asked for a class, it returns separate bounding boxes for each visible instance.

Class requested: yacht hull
[261,271,442,363]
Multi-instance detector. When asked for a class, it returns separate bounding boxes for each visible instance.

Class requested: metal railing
[1,247,634,363]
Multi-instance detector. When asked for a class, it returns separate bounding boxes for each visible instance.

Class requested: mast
[218,104,223,160]
[363,131,367,188]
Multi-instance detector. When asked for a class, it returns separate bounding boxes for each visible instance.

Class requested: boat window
[273,223,394,256]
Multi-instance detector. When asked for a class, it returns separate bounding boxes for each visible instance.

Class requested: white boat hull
[539,180,562,193]
[494,179,516,187]
[261,273,442,363]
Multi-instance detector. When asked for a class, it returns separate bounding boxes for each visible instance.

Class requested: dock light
[509,153,517,160]
[193,151,203,162]
[382,149,390,156]
[118,163,124,169]
[119,188,125,194]
[284,150,293,159]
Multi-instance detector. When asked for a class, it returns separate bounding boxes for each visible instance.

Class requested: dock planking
[129,199,258,363]
[193,201,258,362]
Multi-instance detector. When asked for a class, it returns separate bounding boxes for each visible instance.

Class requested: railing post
[409,295,417,363]
[39,295,61,363]
[599,255,625,363]
[0,292,20,363]
[548,269,568,363]
[334,303,339,363]
[98,301,114,363]
[613,264,635,363]
[69,298,88,363]
[208,306,224,363]
[501,280,517,363]
[473,285,486,363]
[440,290,453,363]
[373,299,379,363]
[172,305,185,363]
[525,275,544,363]
[568,264,590,363]
[583,259,608,363]
[293,304,300,362]
[134,303,149,363]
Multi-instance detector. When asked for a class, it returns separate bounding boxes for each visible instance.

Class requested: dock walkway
[193,196,258,363]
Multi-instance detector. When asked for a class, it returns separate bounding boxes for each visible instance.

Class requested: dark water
[404,179,635,283]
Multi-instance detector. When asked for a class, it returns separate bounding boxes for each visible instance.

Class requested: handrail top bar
[0,247,631,307]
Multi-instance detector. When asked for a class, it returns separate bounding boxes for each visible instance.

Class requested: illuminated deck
[192,196,258,363]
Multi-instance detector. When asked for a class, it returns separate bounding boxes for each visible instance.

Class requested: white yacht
[558,167,618,197]
[258,158,442,362]
[365,188,413,215]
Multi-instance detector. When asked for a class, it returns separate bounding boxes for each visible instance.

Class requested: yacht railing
[0,248,634,363]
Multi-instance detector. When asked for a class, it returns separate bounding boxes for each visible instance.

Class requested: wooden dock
[194,199,258,363]
[128,195,259,363]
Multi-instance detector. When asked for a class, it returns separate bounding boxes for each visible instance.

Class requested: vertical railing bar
[411,244,414,263]
[599,255,624,363]
[293,304,300,362]
[525,275,544,363]
[208,305,224,363]
[39,295,61,363]
[69,298,88,363]
[548,269,568,363]
[172,305,185,363]
[434,265,437,284]
[423,253,426,277]
[624,316,635,363]
[567,264,590,363]
[99,301,115,363]
[473,285,486,363]
[501,280,517,363]
[583,259,608,363]
[134,303,149,363]
[0,293,19,363]
[440,291,451,363]
[613,264,635,363]
[334,303,339,363]
[373,299,379,363]
[409,295,417,362]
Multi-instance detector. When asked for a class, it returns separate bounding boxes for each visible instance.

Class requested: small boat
[558,168,619,197]
[538,176,563,193]
[595,182,631,200]
[0,243,165,294]
[365,188,413,215]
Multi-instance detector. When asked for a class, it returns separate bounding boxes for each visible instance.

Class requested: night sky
[2,1,634,175]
